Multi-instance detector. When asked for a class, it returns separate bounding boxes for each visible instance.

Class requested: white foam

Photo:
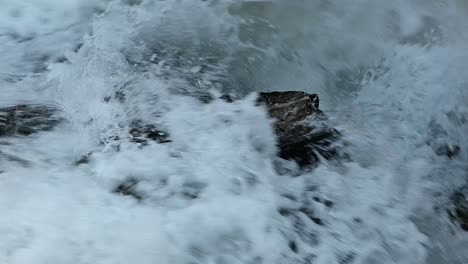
[1,0,468,263]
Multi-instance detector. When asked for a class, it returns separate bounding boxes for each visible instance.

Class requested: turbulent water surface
[1,0,468,263]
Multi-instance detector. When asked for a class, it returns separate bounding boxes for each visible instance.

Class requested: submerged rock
[258,91,344,167]
[128,120,172,145]
[434,143,461,159]
[449,187,468,231]
[74,152,93,166]
[113,178,143,201]
[0,104,61,137]
[427,114,464,159]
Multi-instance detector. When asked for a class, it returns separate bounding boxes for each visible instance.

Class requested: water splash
[1,0,468,263]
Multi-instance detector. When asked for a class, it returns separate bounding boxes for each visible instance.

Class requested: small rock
[75,152,93,166]
[449,187,468,231]
[128,120,172,145]
[146,130,172,143]
[115,90,126,103]
[0,104,61,137]
[220,94,234,103]
[258,91,344,167]
[288,240,298,253]
[113,178,143,200]
[435,144,461,159]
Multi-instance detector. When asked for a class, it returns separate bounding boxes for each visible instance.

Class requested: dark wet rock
[288,240,298,253]
[0,104,61,137]
[74,152,93,166]
[128,120,172,145]
[427,112,466,159]
[129,126,171,144]
[449,187,468,231]
[427,119,461,159]
[219,94,234,103]
[99,121,171,151]
[258,91,320,115]
[257,91,344,167]
[115,90,126,103]
[146,130,171,142]
[434,143,461,159]
[113,178,143,201]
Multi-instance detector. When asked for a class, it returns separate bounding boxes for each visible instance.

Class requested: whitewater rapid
[1,1,468,264]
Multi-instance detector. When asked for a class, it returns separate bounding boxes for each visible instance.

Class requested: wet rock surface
[128,120,172,145]
[113,178,143,201]
[449,186,468,231]
[427,112,465,159]
[0,104,62,137]
[74,152,93,166]
[0,104,62,170]
[258,91,345,167]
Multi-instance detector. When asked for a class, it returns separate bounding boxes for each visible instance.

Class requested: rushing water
[1,1,468,263]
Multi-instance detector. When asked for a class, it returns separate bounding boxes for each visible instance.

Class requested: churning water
[1,0,468,263]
